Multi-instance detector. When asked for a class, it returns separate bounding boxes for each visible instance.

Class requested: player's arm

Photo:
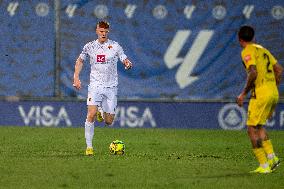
[237,65,257,107]
[73,56,84,90]
[273,63,283,86]
[117,44,132,70]
[243,65,257,95]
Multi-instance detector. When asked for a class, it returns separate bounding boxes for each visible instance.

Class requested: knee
[105,119,113,125]
[87,112,96,122]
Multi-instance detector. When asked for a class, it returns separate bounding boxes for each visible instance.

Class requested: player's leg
[85,105,97,155]
[104,113,115,125]
[260,127,280,170]
[247,125,268,164]
[247,99,271,173]
[247,125,271,173]
[259,96,280,170]
[84,86,102,156]
[101,87,117,126]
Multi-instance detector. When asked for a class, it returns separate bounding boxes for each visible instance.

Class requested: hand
[73,78,81,90]
[123,59,132,70]
[236,92,245,107]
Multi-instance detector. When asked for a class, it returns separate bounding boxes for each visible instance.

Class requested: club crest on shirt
[97,55,106,63]
[244,54,251,62]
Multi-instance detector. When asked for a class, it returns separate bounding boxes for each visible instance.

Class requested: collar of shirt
[95,39,109,48]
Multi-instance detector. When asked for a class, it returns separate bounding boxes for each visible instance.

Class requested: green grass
[0,127,284,189]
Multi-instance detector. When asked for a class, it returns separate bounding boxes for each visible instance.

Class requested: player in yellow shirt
[237,25,283,173]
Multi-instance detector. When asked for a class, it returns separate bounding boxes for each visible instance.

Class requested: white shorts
[87,85,117,114]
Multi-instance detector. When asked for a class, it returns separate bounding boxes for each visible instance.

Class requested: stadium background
[1,0,284,129]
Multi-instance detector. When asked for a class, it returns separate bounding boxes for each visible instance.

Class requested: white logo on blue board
[114,106,156,128]
[271,6,284,20]
[218,103,246,130]
[164,30,214,89]
[36,3,49,17]
[153,5,168,19]
[212,5,226,20]
[94,5,108,19]
[18,105,72,127]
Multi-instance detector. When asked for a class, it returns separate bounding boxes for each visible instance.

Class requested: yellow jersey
[241,43,278,97]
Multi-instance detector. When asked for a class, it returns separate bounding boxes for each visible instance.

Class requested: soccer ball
[109,140,125,155]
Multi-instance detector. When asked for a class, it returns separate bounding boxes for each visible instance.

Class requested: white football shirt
[80,39,127,87]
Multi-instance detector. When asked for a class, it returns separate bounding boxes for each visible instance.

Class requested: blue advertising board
[1,100,284,130]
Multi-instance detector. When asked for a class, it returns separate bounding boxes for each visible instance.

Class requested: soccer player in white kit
[73,21,132,156]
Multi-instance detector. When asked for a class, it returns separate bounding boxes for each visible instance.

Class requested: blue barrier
[1,100,283,130]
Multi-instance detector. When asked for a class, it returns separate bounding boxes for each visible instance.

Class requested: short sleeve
[116,43,127,62]
[79,44,89,60]
[241,46,256,69]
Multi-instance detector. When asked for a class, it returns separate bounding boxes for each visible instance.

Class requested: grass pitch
[0,126,283,189]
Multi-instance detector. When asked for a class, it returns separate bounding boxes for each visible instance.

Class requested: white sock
[85,120,94,148]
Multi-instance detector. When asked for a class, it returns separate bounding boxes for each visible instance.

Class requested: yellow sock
[253,148,267,165]
[262,140,274,155]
